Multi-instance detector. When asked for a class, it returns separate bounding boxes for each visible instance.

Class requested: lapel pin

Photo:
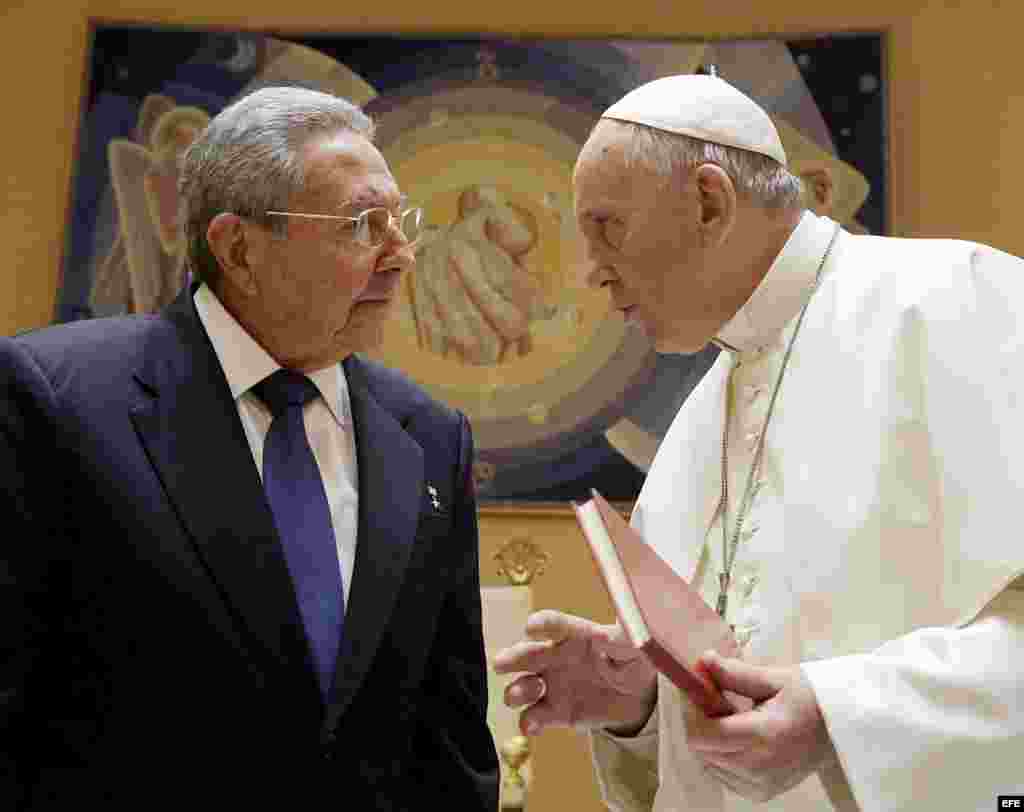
[427,484,442,511]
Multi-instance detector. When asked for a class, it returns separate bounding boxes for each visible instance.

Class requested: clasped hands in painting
[411,185,555,365]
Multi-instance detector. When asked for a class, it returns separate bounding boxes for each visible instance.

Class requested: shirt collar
[193,283,352,428]
[713,211,840,356]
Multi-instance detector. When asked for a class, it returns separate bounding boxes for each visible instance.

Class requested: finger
[491,638,559,674]
[525,610,641,662]
[516,692,578,736]
[517,703,548,736]
[450,238,528,341]
[445,248,502,364]
[504,673,547,708]
[468,235,544,316]
[412,253,447,355]
[485,210,536,257]
[419,241,489,364]
[698,651,784,703]
[418,249,475,358]
[523,609,593,644]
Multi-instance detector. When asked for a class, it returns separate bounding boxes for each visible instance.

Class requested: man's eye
[601,219,626,249]
[580,214,626,251]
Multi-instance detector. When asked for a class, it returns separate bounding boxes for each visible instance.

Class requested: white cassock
[589,211,1024,812]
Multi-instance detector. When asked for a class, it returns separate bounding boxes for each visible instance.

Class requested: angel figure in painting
[89,95,210,315]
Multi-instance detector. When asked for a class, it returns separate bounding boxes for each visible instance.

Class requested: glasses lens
[353,207,423,245]
[400,208,423,244]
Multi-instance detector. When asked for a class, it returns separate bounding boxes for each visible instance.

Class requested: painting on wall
[59,27,885,503]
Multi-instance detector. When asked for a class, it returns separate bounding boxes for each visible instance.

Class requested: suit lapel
[129,291,317,697]
[328,356,423,724]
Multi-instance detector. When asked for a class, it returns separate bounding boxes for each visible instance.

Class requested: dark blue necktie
[253,369,343,699]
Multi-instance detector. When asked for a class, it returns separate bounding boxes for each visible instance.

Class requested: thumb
[698,652,783,704]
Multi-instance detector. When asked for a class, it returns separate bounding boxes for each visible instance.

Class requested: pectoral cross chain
[716,572,733,629]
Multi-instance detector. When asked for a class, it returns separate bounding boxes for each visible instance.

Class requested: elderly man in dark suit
[0,86,499,810]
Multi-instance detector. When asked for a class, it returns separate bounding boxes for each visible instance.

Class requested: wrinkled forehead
[575,121,634,177]
[582,118,637,158]
[300,130,401,210]
[573,124,639,204]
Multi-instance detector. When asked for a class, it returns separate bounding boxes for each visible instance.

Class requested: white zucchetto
[601,74,788,167]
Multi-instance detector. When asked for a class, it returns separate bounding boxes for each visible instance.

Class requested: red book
[573,490,739,718]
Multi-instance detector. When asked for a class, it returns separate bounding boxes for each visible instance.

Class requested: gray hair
[178,85,375,287]
[602,119,804,211]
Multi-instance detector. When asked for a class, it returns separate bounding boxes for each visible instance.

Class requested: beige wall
[3,1,1024,335]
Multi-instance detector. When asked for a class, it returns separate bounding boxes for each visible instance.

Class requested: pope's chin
[651,327,713,356]
[624,312,672,353]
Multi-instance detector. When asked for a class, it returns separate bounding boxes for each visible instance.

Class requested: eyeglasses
[265,205,425,248]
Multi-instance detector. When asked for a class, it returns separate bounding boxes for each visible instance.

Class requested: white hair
[178,85,375,287]
[602,119,804,210]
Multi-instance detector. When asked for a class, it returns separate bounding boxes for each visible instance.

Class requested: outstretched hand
[687,653,839,802]
[492,609,658,736]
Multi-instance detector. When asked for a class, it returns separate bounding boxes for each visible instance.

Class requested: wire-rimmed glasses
[265,203,424,248]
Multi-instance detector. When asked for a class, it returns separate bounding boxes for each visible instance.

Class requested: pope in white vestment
[494,73,1024,812]
[590,210,1024,812]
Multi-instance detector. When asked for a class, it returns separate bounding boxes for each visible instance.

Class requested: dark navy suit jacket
[0,289,499,810]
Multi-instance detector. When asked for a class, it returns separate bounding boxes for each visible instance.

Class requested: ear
[693,163,736,248]
[206,212,259,296]
[797,165,835,216]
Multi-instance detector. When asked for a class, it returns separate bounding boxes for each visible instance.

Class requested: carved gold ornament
[500,734,531,791]
[494,537,549,586]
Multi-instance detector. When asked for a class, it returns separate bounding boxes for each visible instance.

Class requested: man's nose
[582,261,616,290]
[383,253,415,275]
[576,238,612,289]
[381,233,417,269]
[383,221,410,248]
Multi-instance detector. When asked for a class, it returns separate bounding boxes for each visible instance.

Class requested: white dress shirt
[194,283,358,610]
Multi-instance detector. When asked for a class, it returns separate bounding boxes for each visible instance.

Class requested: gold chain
[715,222,842,620]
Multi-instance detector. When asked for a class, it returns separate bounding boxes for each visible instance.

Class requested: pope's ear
[206,212,258,296]
[797,165,835,217]
[693,163,736,248]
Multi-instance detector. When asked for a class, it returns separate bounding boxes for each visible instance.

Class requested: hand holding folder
[574,490,740,718]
